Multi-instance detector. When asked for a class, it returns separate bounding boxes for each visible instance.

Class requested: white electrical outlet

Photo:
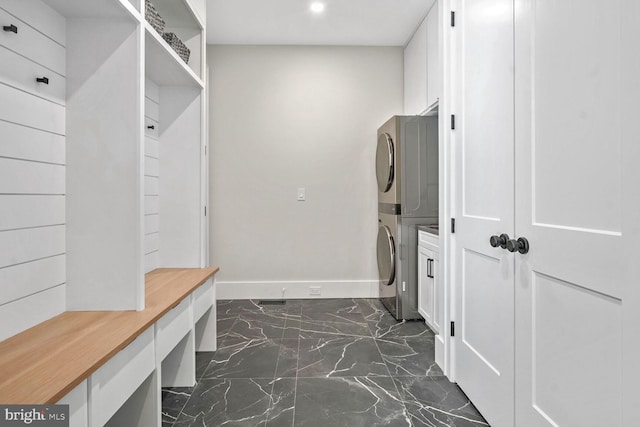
[297,187,306,201]
[309,286,321,296]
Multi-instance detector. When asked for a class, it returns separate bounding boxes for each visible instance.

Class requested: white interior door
[453,1,515,426]
[514,0,640,425]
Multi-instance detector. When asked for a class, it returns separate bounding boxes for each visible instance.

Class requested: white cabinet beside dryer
[418,229,441,334]
[418,227,444,369]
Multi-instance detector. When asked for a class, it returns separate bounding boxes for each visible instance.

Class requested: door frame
[440,0,455,381]
[417,0,455,377]
[414,0,454,378]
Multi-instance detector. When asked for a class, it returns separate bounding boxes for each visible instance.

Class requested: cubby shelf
[152,0,204,30]
[44,0,205,88]
[145,24,204,88]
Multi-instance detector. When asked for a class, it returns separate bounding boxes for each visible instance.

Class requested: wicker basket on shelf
[162,32,191,64]
[145,0,165,35]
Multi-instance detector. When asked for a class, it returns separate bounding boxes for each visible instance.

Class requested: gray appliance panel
[400,116,439,218]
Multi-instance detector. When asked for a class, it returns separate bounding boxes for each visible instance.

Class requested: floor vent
[258,300,286,305]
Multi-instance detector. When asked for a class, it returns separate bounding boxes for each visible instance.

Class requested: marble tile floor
[161,298,489,427]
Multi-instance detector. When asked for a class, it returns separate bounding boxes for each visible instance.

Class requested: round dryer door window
[376,133,394,193]
[377,225,395,286]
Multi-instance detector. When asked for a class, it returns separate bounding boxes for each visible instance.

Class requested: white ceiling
[206,0,435,46]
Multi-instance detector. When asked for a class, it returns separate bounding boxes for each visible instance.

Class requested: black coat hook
[147,125,155,129]
[36,77,49,84]
[3,24,17,33]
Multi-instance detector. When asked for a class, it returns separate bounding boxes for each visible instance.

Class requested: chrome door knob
[489,234,510,249]
[507,237,530,254]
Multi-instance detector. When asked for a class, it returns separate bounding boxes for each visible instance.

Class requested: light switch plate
[297,187,306,201]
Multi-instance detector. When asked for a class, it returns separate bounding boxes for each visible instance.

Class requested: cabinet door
[417,246,434,326]
[426,1,439,108]
[403,17,427,115]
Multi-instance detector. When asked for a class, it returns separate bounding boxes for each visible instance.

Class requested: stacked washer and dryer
[376,116,438,320]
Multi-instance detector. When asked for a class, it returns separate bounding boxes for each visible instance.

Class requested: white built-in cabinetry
[72,275,215,427]
[425,2,439,109]
[403,0,439,115]
[403,14,427,115]
[0,0,207,339]
[417,229,443,369]
[97,276,216,427]
[418,230,439,332]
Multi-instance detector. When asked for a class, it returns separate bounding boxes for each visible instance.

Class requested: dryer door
[376,133,394,193]
[376,225,395,286]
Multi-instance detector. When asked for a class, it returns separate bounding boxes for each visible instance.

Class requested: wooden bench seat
[0,267,218,404]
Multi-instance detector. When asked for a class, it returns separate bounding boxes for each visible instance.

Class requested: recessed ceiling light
[310,2,325,13]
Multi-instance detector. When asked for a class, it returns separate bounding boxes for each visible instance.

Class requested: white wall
[207,45,403,299]
[0,1,67,340]
[144,79,160,273]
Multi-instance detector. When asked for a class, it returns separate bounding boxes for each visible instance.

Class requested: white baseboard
[435,333,445,372]
[216,280,380,300]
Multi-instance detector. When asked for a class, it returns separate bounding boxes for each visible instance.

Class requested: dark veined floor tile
[294,377,410,427]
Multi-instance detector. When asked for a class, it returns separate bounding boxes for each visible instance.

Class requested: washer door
[376,133,394,193]
[377,225,395,286]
